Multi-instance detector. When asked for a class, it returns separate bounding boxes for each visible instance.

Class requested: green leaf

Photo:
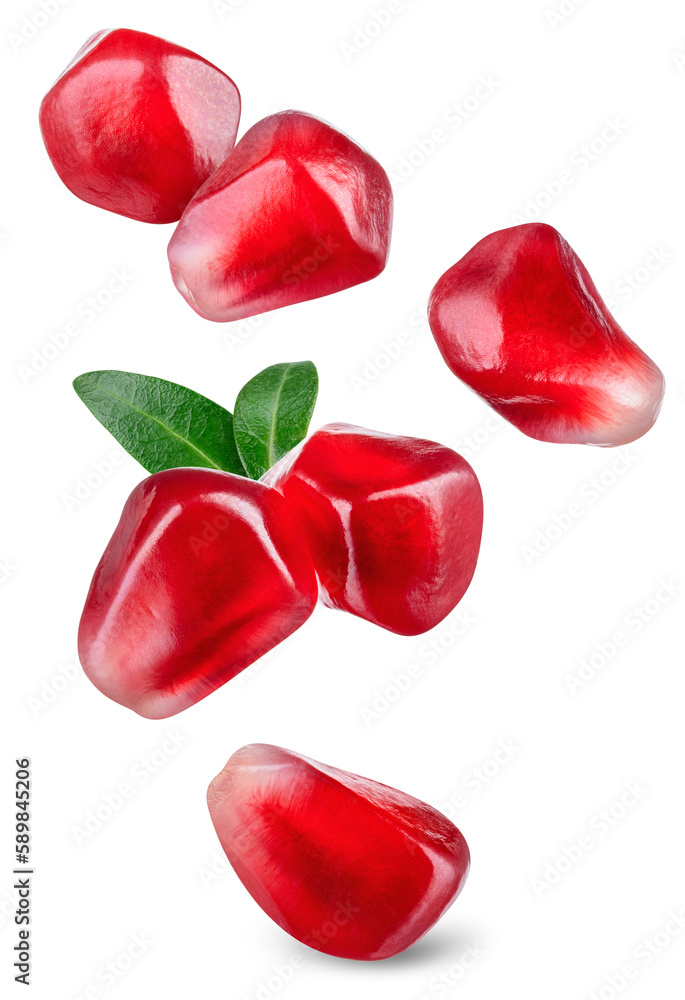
[73,370,247,476]
[233,361,318,479]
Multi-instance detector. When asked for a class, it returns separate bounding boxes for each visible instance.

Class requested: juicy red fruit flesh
[167,111,393,321]
[78,469,317,719]
[39,29,241,224]
[428,223,665,446]
[263,424,483,636]
[208,744,470,960]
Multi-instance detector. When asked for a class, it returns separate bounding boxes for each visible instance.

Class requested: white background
[2,0,684,997]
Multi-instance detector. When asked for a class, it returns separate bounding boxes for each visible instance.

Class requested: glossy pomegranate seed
[263,423,483,635]
[78,469,317,718]
[428,223,665,446]
[167,111,393,321]
[39,29,241,223]
[208,744,470,960]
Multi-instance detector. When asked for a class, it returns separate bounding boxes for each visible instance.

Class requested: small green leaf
[233,361,318,479]
[73,370,247,476]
